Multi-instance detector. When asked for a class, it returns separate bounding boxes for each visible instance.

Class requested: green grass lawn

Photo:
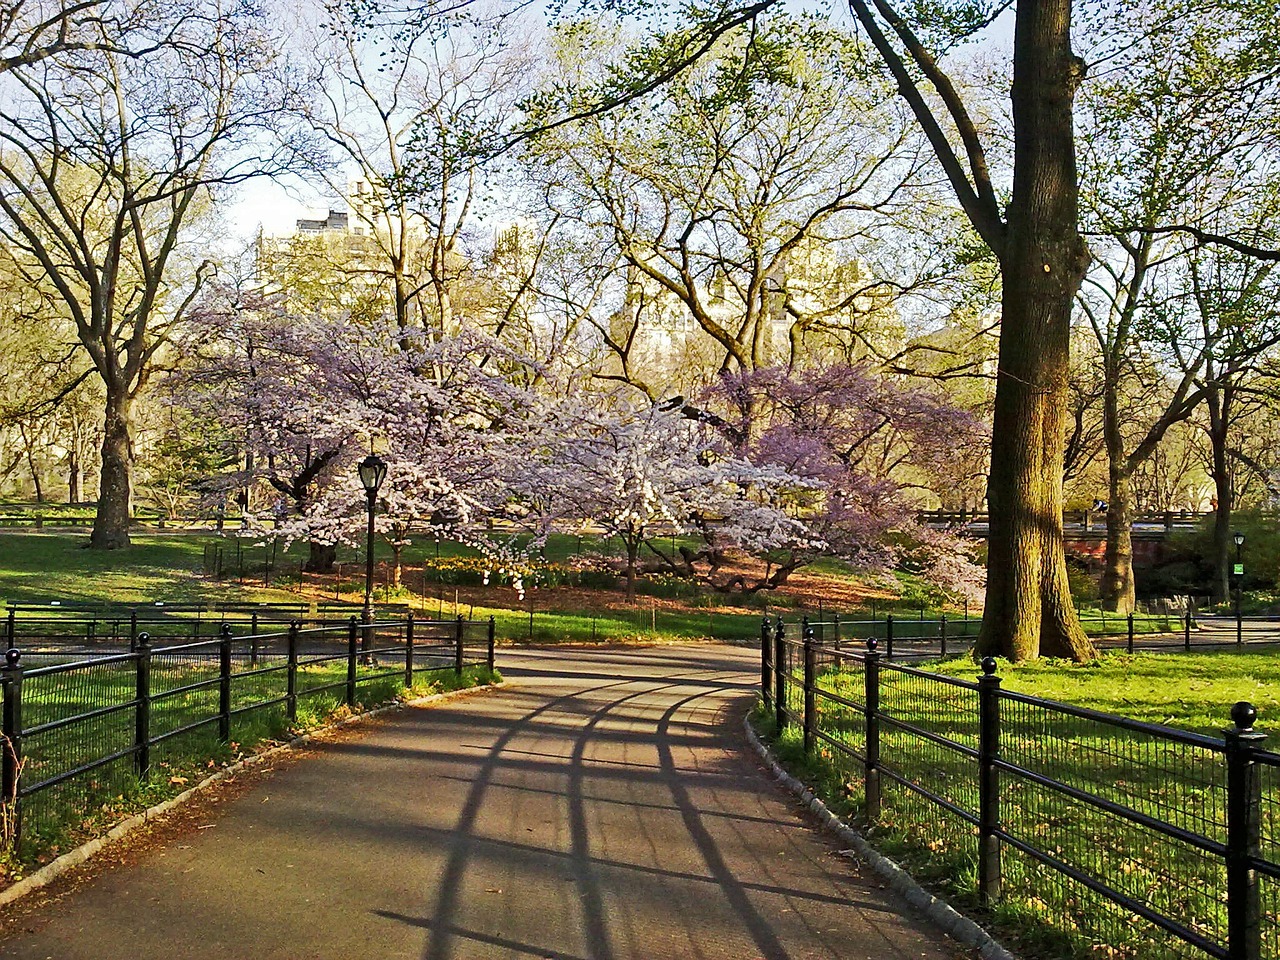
[927,649,1280,735]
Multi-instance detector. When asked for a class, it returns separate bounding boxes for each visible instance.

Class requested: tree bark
[306,541,336,573]
[1099,466,1136,613]
[1205,385,1232,602]
[975,0,1094,662]
[68,450,80,504]
[91,391,134,549]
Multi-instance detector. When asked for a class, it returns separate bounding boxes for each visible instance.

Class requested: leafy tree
[528,15,938,393]
[1076,0,1280,611]
[531,0,1096,658]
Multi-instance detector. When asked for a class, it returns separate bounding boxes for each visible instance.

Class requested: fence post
[129,610,138,652]
[286,621,299,722]
[405,614,415,689]
[760,616,774,712]
[1127,613,1135,654]
[940,614,948,658]
[218,623,232,743]
[250,612,259,668]
[773,617,786,734]
[833,613,843,669]
[454,616,465,677]
[978,657,1002,905]
[802,618,816,755]
[864,638,881,824]
[1225,701,1265,960]
[2,648,23,849]
[487,616,496,673]
[135,633,151,779]
[1185,601,1193,652]
[885,614,894,661]
[346,616,358,707]
[4,609,13,646]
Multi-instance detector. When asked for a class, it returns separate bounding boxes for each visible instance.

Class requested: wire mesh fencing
[759,616,1278,960]
[1,615,495,857]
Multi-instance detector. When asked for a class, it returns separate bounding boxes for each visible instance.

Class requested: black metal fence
[761,616,1280,960]
[1,615,495,853]
[793,608,1280,660]
[1,601,413,650]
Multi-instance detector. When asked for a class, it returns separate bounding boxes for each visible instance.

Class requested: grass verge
[2,661,499,885]
[751,649,1277,960]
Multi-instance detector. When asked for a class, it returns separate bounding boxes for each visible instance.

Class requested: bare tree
[0,4,313,546]
[299,3,533,336]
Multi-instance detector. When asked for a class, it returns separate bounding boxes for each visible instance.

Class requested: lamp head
[358,453,387,495]
[1234,530,1245,548]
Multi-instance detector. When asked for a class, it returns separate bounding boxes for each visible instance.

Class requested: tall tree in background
[1077,0,1280,612]
[0,3,311,547]
[529,16,936,393]
[302,2,532,336]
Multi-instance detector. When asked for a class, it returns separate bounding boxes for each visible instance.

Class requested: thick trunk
[1210,433,1232,603]
[306,541,337,574]
[68,450,80,504]
[90,392,133,549]
[1099,335,1135,613]
[1100,468,1136,613]
[1204,385,1231,601]
[975,0,1094,662]
[625,534,639,602]
[26,446,43,504]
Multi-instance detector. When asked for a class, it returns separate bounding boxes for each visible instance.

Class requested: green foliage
[1065,559,1099,604]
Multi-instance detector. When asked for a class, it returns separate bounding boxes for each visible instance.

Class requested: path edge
[0,680,505,909]
[743,713,1019,960]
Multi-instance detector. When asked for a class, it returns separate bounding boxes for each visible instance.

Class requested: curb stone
[0,680,505,910]
[743,714,1019,960]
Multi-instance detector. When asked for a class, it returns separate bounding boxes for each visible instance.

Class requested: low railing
[761,616,1279,960]
[0,602,406,649]
[919,508,1212,530]
[1,615,495,853]
[795,607,1280,659]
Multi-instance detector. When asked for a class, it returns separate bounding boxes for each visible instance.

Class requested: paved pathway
[0,644,968,960]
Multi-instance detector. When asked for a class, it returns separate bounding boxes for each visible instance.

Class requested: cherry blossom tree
[179,283,546,576]
[700,363,987,597]
[521,392,815,599]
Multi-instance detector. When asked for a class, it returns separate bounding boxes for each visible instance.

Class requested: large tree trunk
[975,0,1094,662]
[1100,466,1136,613]
[1206,388,1232,602]
[91,391,133,549]
[1100,352,1136,614]
[68,450,80,504]
[306,541,336,573]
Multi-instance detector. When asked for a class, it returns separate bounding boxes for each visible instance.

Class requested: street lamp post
[1233,530,1245,649]
[358,453,387,656]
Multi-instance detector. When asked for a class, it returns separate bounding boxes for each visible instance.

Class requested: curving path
[0,644,967,960]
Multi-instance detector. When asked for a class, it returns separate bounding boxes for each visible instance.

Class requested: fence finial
[3,648,18,669]
[866,637,878,653]
[981,656,998,676]
[1232,701,1259,732]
